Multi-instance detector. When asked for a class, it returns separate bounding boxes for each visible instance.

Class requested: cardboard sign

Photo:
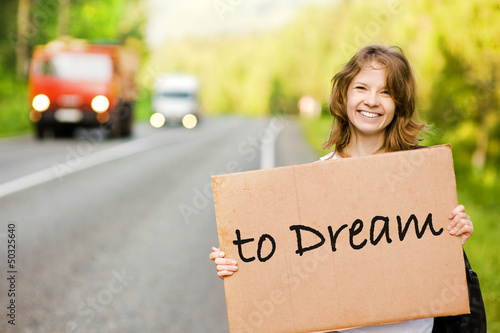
[212,145,469,333]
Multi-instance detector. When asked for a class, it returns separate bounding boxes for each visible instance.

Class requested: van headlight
[32,94,50,112]
[150,113,166,128]
[91,95,109,113]
[182,114,198,129]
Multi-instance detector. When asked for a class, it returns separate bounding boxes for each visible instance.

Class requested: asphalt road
[0,116,317,333]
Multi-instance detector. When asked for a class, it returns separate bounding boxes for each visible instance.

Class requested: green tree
[1,1,25,78]
[424,0,500,170]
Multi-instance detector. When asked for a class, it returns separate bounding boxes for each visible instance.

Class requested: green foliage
[28,0,60,49]
[135,86,152,122]
[67,0,145,43]
[300,116,332,156]
[0,76,31,137]
[419,0,500,171]
[0,1,20,74]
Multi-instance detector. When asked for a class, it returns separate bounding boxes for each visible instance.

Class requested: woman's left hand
[448,204,474,244]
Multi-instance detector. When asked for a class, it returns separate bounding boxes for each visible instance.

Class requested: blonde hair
[323,45,425,155]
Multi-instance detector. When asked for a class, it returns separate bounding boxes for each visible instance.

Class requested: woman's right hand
[209,247,238,279]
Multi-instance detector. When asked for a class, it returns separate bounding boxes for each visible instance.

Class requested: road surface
[0,117,317,332]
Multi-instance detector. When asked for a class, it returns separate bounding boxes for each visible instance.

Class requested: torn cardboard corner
[212,144,469,333]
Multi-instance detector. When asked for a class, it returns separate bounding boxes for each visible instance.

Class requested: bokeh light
[182,114,197,129]
[91,95,110,113]
[32,94,50,111]
[150,112,166,128]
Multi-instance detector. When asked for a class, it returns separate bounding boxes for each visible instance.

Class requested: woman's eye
[355,86,366,90]
[381,90,390,95]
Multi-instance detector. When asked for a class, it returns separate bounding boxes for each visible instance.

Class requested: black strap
[413,145,487,331]
[432,250,487,332]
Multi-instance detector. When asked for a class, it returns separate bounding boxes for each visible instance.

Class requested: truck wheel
[108,113,121,139]
[35,123,45,140]
[120,102,133,137]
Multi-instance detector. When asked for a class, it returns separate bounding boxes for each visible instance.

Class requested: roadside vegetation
[0,78,30,137]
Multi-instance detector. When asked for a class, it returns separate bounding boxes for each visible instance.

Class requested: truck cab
[28,39,138,139]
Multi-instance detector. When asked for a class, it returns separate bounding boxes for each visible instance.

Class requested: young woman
[209,45,474,332]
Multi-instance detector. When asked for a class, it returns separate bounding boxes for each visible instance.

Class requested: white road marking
[0,131,196,198]
[259,117,284,169]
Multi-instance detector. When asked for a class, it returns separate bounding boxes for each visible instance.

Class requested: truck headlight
[91,95,109,113]
[32,94,50,112]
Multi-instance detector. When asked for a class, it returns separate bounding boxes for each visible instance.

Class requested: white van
[151,73,200,127]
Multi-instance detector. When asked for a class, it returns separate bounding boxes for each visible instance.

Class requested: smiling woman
[323,45,424,157]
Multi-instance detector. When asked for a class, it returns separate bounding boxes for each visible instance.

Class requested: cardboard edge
[210,144,455,181]
[211,174,237,330]
[211,175,223,248]
[436,145,471,316]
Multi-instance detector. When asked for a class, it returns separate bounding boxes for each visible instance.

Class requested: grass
[0,78,32,138]
[300,116,500,331]
[134,88,153,122]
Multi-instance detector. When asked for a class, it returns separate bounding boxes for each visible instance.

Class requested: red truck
[28,38,138,139]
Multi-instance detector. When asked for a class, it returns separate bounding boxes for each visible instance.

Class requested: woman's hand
[209,247,238,279]
[448,205,474,245]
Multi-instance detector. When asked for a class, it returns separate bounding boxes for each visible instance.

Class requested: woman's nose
[364,92,380,107]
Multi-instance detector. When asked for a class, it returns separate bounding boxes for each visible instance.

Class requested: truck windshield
[40,52,113,82]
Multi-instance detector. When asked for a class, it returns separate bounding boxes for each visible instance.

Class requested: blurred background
[0,0,498,331]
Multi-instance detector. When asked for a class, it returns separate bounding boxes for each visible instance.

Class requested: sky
[146,0,336,49]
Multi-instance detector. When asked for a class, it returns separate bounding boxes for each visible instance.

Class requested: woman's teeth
[359,111,381,118]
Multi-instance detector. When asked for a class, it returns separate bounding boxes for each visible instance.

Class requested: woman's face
[346,62,396,139]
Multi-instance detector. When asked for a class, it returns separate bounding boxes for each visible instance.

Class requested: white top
[319,151,337,161]
[319,152,434,333]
